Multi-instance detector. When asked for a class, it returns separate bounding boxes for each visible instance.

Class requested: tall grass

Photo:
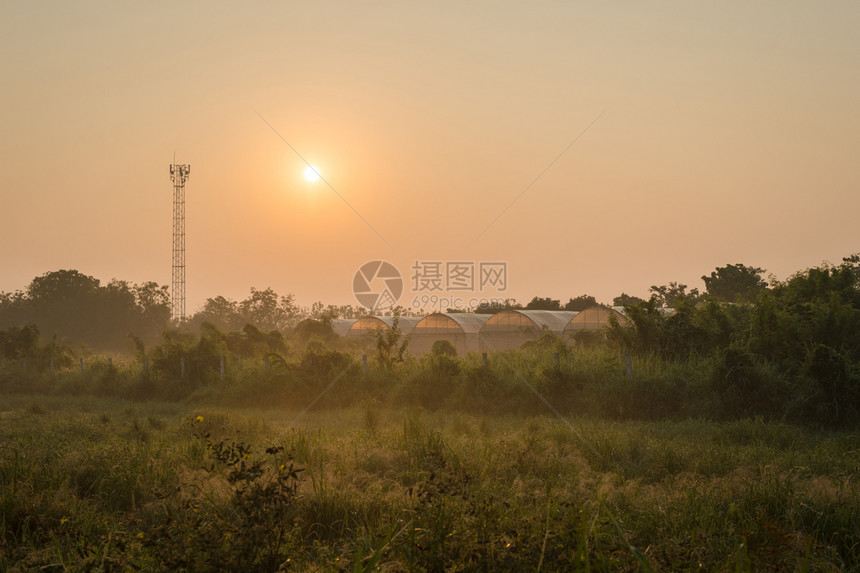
[2,396,858,570]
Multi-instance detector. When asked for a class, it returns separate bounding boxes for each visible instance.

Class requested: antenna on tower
[169,160,191,322]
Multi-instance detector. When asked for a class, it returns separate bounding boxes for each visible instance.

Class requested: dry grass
[1,395,858,571]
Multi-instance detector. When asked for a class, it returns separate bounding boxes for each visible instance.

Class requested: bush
[789,344,860,428]
[430,339,457,358]
[710,346,786,420]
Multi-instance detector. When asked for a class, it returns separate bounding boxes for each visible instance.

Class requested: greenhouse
[409,313,490,356]
[479,309,578,351]
[563,306,629,334]
[329,319,358,338]
[345,316,421,342]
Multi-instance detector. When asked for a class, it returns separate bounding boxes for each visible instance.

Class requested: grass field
[2,393,858,571]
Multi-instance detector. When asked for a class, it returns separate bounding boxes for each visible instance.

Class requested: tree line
[2,257,860,427]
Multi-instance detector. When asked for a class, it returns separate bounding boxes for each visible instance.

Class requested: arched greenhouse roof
[330,319,358,337]
[563,306,628,331]
[481,309,578,334]
[412,312,490,334]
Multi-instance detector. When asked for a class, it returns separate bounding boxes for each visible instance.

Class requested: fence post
[625,350,633,379]
[220,355,225,382]
[80,357,84,375]
[264,356,270,373]
[482,352,488,367]
[144,356,149,375]
[554,352,560,367]
[50,358,55,375]
[362,354,367,372]
[180,357,185,378]
[108,357,112,368]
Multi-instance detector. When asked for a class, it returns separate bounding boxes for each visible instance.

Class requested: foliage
[4,255,860,428]
[2,399,859,571]
[0,324,41,361]
[613,292,645,306]
[0,323,74,374]
[792,344,860,428]
[239,287,298,331]
[473,298,523,314]
[225,323,286,358]
[148,326,225,392]
[749,261,860,371]
[428,343,460,377]
[293,317,338,346]
[188,287,301,333]
[430,338,458,358]
[375,317,410,369]
[300,339,355,379]
[0,270,170,352]
[564,294,598,311]
[525,296,562,310]
[709,346,786,419]
[189,295,244,332]
[146,419,304,571]
[648,281,700,308]
[702,263,768,303]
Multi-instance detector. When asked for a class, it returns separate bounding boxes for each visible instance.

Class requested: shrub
[710,346,786,420]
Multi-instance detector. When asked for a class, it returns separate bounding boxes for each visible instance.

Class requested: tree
[749,262,860,365]
[133,281,171,343]
[0,270,171,352]
[376,317,410,368]
[240,288,288,331]
[190,296,243,333]
[473,299,522,314]
[293,318,338,345]
[613,293,645,307]
[25,270,102,344]
[564,295,597,311]
[430,339,458,358]
[0,290,28,329]
[27,269,101,303]
[649,282,700,308]
[702,263,768,303]
[525,296,561,310]
[842,253,860,284]
[322,304,368,320]
[0,324,40,360]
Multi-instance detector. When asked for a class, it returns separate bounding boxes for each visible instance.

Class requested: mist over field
[3,257,860,569]
[3,1,860,570]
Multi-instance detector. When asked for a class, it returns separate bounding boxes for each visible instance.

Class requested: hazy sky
[2,1,859,313]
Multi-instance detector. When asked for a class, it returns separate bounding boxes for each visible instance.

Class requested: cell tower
[169,162,191,322]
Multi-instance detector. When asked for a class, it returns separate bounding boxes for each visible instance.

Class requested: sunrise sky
[2,1,859,313]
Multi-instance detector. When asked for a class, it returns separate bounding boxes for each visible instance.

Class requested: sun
[304,165,321,182]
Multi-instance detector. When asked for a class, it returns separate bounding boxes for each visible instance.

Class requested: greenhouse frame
[478,309,579,351]
[409,312,490,356]
[562,306,629,334]
[329,319,358,338]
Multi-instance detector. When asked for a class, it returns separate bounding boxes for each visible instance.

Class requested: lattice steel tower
[169,162,191,322]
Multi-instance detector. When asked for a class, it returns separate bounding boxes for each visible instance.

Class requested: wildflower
[137,532,144,539]
[196,415,204,423]
[60,517,68,525]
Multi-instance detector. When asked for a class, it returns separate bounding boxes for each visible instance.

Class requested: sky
[2,1,859,315]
